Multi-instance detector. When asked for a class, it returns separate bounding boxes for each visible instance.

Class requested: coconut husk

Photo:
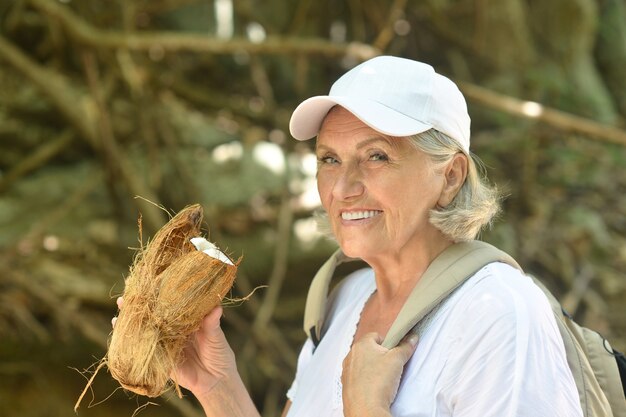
[76,204,238,408]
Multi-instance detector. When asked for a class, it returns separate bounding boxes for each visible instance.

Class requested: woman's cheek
[316,174,332,208]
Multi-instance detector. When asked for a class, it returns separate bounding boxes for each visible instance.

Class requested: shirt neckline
[332,273,377,408]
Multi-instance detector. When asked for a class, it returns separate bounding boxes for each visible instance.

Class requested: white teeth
[341,210,381,220]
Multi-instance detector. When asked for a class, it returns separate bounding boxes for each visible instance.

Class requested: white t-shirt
[286,262,583,417]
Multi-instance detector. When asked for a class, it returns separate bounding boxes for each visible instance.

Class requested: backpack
[303,240,626,417]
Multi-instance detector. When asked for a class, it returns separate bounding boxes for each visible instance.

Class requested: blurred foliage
[0,0,625,416]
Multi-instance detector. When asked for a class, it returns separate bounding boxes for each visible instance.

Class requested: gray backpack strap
[303,241,521,349]
[381,240,521,348]
[303,248,356,346]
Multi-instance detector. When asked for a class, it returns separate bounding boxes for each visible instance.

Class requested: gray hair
[407,129,501,241]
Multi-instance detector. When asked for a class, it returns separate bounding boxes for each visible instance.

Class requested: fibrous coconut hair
[75,204,238,409]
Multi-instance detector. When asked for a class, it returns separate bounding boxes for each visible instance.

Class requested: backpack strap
[303,240,521,349]
[382,241,521,348]
[303,248,356,346]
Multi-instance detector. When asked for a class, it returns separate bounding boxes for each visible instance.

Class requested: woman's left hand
[342,332,418,417]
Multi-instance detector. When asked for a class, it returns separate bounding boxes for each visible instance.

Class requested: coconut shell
[155,250,237,336]
[105,204,238,398]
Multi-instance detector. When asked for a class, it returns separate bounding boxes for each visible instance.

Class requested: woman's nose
[332,162,365,201]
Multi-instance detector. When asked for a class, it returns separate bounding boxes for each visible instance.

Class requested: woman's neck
[364,233,453,303]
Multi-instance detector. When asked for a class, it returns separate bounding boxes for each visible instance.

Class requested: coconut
[77,204,238,407]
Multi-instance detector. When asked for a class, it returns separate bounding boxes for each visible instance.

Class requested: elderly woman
[119,56,583,416]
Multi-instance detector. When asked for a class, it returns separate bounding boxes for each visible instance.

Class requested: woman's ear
[437,153,468,208]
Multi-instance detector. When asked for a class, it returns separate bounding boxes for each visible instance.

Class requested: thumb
[393,332,419,362]
[200,306,224,333]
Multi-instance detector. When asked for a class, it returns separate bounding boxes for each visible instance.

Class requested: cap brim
[289,95,432,141]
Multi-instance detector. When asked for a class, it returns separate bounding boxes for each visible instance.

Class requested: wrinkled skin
[342,333,419,417]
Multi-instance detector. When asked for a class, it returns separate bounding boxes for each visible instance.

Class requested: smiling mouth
[341,210,382,221]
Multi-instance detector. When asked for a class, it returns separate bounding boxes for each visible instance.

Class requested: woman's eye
[369,152,389,162]
[318,156,339,165]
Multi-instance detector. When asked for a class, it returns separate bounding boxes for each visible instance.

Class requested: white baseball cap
[289,56,471,154]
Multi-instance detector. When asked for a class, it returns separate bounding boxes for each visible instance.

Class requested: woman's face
[316,107,447,260]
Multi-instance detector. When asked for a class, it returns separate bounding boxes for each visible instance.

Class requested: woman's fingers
[201,305,223,331]
[194,307,226,349]
[341,331,420,417]
[111,297,124,328]
[395,332,419,363]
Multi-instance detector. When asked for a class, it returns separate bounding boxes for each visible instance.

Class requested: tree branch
[26,0,622,148]
[0,35,98,146]
[372,0,409,52]
[0,129,75,193]
[0,34,167,231]
[252,191,294,333]
[80,50,166,231]
[27,0,380,60]
[458,81,626,147]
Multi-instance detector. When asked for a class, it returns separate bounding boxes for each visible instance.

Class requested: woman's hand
[171,305,237,396]
[341,332,418,417]
[112,297,237,398]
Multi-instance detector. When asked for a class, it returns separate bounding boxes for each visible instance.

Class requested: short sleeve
[286,338,315,401]
[438,263,582,417]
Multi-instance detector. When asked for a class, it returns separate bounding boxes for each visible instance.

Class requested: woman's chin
[338,243,377,260]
